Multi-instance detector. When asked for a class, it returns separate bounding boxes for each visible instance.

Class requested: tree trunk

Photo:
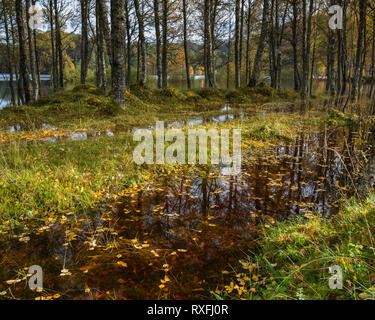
[15,0,32,104]
[351,0,367,99]
[227,8,232,89]
[249,0,269,87]
[269,0,277,89]
[340,0,348,95]
[33,0,41,96]
[161,0,168,88]
[182,0,191,89]
[54,0,64,88]
[111,0,126,108]
[239,0,245,82]
[235,0,240,88]
[125,0,132,86]
[80,0,89,84]
[98,0,112,66]
[134,0,147,87]
[96,0,106,91]
[328,26,336,96]
[310,23,317,96]
[154,0,162,88]
[2,4,16,105]
[234,0,241,89]
[276,2,288,91]
[206,0,216,87]
[300,0,313,98]
[49,0,57,90]
[25,0,38,100]
[291,0,299,91]
[245,0,252,85]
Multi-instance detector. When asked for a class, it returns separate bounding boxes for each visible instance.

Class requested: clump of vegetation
[184,90,202,103]
[73,84,105,96]
[328,108,358,126]
[195,87,225,100]
[226,84,286,104]
[277,90,298,100]
[158,88,186,100]
[247,124,287,140]
[242,116,298,141]
[254,82,276,97]
[218,195,375,300]
[125,89,149,111]
[129,83,154,101]
[226,90,247,103]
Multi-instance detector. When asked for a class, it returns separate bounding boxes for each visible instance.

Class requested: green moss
[278,90,298,100]
[195,88,225,100]
[73,84,105,96]
[129,83,154,100]
[159,88,186,99]
[328,108,358,125]
[254,82,276,97]
[226,90,247,103]
[244,122,294,141]
[185,90,201,103]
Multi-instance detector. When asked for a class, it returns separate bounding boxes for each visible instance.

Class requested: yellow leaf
[117,261,128,268]
[359,292,369,299]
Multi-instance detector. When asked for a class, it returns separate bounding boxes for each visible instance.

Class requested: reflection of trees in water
[115,123,369,252]
[0,79,52,108]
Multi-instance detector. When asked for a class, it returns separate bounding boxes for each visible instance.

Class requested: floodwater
[0,105,369,300]
[3,106,247,145]
[3,103,298,146]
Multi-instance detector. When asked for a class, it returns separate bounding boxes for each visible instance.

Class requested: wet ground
[0,106,370,300]
[2,104,294,145]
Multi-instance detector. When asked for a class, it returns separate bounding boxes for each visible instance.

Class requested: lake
[0,74,51,109]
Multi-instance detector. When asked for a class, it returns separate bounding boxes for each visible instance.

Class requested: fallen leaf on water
[60,269,72,277]
[117,261,128,268]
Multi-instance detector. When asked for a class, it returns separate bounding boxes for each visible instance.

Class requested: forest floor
[0,84,373,300]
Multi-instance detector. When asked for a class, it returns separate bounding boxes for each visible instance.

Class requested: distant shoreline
[0,74,51,81]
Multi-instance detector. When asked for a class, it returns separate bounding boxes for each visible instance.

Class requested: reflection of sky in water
[71,132,88,141]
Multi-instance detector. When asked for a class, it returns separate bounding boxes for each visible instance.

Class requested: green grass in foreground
[217,196,375,300]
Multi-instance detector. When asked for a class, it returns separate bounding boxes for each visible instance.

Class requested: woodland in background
[0,0,374,108]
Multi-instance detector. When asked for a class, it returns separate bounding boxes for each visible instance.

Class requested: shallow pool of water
[0,119,367,300]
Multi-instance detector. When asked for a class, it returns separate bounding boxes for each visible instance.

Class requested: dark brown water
[0,115,370,300]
